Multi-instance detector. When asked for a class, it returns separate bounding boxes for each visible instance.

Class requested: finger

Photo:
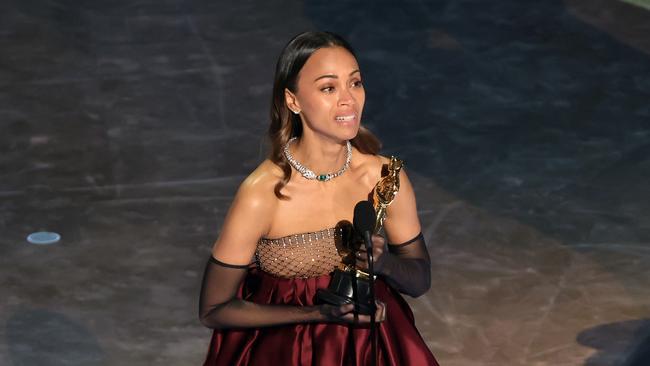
[371,234,385,247]
[355,258,368,270]
[341,313,370,323]
[337,303,355,316]
[355,251,368,268]
[375,301,386,322]
[376,309,385,322]
[372,246,385,258]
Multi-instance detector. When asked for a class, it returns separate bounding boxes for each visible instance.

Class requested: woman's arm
[356,167,432,297]
[199,256,326,328]
[199,172,385,329]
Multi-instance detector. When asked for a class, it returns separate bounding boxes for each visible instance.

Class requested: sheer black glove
[199,257,319,329]
[355,233,431,297]
[199,257,387,329]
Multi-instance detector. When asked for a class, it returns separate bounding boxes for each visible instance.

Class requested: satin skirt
[203,269,439,366]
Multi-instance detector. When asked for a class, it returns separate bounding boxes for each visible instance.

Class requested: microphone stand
[362,230,377,366]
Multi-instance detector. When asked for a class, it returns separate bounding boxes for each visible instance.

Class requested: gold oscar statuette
[372,156,403,233]
[316,156,404,314]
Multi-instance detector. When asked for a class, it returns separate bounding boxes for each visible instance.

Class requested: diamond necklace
[283,137,352,182]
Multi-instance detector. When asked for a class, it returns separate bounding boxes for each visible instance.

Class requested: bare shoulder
[352,151,413,185]
[241,159,284,190]
[351,150,386,187]
[212,160,281,262]
[376,154,413,185]
[234,159,282,211]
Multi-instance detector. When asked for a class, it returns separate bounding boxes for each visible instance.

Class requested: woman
[199,31,438,366]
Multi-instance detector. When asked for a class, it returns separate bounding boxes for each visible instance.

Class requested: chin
[338,126,360,142]
[334,119,360,136]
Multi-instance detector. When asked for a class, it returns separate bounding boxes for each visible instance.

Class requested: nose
[337,87,355,106]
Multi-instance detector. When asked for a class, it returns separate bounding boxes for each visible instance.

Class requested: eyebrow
[313,69,360,82]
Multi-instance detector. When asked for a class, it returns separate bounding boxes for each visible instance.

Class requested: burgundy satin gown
[203,268,439,366]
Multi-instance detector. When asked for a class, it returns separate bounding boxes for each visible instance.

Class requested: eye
[320,86,335,93]
[351,80,363,88]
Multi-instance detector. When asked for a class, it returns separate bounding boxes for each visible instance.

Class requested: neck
[291,132,349,175]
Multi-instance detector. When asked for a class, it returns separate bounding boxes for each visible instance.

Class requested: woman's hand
[354,234,386,271]
[320,301,386,324]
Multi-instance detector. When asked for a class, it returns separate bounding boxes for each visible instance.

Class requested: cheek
[356,90,366,109]
[303,93,334,115]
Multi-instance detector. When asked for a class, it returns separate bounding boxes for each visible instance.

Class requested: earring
[292,109,300,115]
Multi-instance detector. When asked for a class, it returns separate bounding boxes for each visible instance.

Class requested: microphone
[353,200,378,366]
[353,200,376,250]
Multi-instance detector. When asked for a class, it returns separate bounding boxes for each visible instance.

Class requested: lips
[335,114,357,122]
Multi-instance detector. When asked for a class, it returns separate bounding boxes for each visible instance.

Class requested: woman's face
[286,46,365,143]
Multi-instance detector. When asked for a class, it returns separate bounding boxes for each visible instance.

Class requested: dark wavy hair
[269,31,381,199]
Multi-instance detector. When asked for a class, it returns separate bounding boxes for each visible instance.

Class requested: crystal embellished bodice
[255,227,345,278]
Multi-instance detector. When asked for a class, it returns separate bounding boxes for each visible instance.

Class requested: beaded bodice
[255,227,346,278]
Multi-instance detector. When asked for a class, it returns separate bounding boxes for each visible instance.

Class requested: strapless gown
[203,227,439,366]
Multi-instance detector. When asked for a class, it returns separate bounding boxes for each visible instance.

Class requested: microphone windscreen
[353,200,376,234]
